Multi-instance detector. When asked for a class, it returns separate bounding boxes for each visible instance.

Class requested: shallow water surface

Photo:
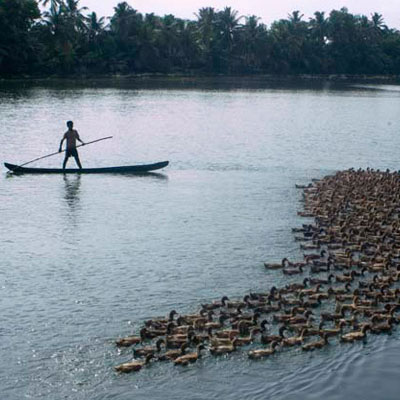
[1,80,400,399]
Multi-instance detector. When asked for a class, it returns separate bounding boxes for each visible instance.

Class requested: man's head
[66,121,73,129]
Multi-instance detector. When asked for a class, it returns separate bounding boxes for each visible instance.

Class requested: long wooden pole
[15,136,113,169]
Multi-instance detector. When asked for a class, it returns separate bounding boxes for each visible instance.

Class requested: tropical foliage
[1,0,400,76]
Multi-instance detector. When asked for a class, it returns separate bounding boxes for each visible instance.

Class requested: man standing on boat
[59,121,85,169]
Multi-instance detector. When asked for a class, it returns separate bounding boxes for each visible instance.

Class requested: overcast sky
[81,1,399,28]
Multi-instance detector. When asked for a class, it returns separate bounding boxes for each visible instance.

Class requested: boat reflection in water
[63,173,81,211]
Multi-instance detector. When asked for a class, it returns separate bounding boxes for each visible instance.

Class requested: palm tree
[214,7,242,72]
[0,0,41,74]
[110,2,142,39]
[64,0,88,33]
[237,15,268,72]
[42,2,76,70]
[86,12,105,41]
[371,12,388,37]
[217,7,242,50]
[283,11,309,72]
[288,10,304,25]
[310,11,328,44]
[308,11,330,72]
[371,13,385,29]
[195,7,216,70]
[327,8,359,73]
[178,20,200,69]
[157,14,181,68]
[195,7,216,51]
[39,0,62,9]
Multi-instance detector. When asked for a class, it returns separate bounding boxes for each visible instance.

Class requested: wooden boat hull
[4,161,169,174]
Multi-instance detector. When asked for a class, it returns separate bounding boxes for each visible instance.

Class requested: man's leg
[63,154,69,169]
[73,153,83,169]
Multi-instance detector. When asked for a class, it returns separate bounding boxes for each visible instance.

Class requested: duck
[222,297,246,309]
[308,274,334,285]
[209,332,236,347]
[273,307,299,323]
[335,289,360,302]
[284,279,309,291]
[264,258,289,270]
[166,330,195,349]
[144,310,178,331]
[280,296,304,307]
[254,302,282,314]
[140,326,167,339]
[321,306,345,322]
[310,263,331,273]
[280,328,307,346]
[304,249,328,261]
[152,309,178,324]
[204,315,228,330]
[283,265,304,275]
[300,241,321,250]
[220,307,243,319]
[114,354,153,373]
[201,296,230,311]
[285,310,314,325]
[210,338,239,355]
[308,292,329,301]
[336,271,357,283]
[366,305,397,321]
[177,310,208,325]
[233,327,260,346]
[318,321,345,336]
[215,320,249,338]
[340,325,370,342]
[260,327,285,344]
[174,344,205,366]
[115,328,147,347]
[338,313,360,328]
[244,294,269,308]
[287,320,317,335]
[248,292,270,300]
[299,284,321,296]
[377,289,399,302]
[157,342,187,361]
[133,338,164,357]
[167,320,194,335]
[328,283,352,295]
[248,341,280,359]
[301,333,329,351]
[369,316,397,334]
[231,312,260,329]
[166,328,193,343]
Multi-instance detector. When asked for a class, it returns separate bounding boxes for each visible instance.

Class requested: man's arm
[59,137,65,152]
[76,131,85,145]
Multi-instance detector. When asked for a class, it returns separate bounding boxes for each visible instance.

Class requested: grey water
[1,79,400,400]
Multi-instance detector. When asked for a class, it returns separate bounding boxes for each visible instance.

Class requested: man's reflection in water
[63,174,81,210]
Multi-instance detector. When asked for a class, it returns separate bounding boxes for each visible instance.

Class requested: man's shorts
[65,148,79,158]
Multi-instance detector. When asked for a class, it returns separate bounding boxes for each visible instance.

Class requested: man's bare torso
[64,129,80,150]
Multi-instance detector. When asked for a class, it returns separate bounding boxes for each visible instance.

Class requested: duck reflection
[63,174,81,209]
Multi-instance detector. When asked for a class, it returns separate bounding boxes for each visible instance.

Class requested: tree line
[1,0,400,77]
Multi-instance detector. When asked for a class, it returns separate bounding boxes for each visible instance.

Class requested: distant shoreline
[1,74,399,86]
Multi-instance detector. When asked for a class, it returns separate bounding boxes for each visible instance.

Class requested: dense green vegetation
[1,0,400,77]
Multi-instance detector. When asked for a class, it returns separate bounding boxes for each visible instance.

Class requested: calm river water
[1,79,400,400]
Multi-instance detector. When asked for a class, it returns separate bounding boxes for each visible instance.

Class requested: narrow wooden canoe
[4,161,169,174]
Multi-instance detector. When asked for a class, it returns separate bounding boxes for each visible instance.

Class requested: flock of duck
[114,168,400,373]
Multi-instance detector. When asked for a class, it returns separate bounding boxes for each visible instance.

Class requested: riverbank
[1,73,399,88]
